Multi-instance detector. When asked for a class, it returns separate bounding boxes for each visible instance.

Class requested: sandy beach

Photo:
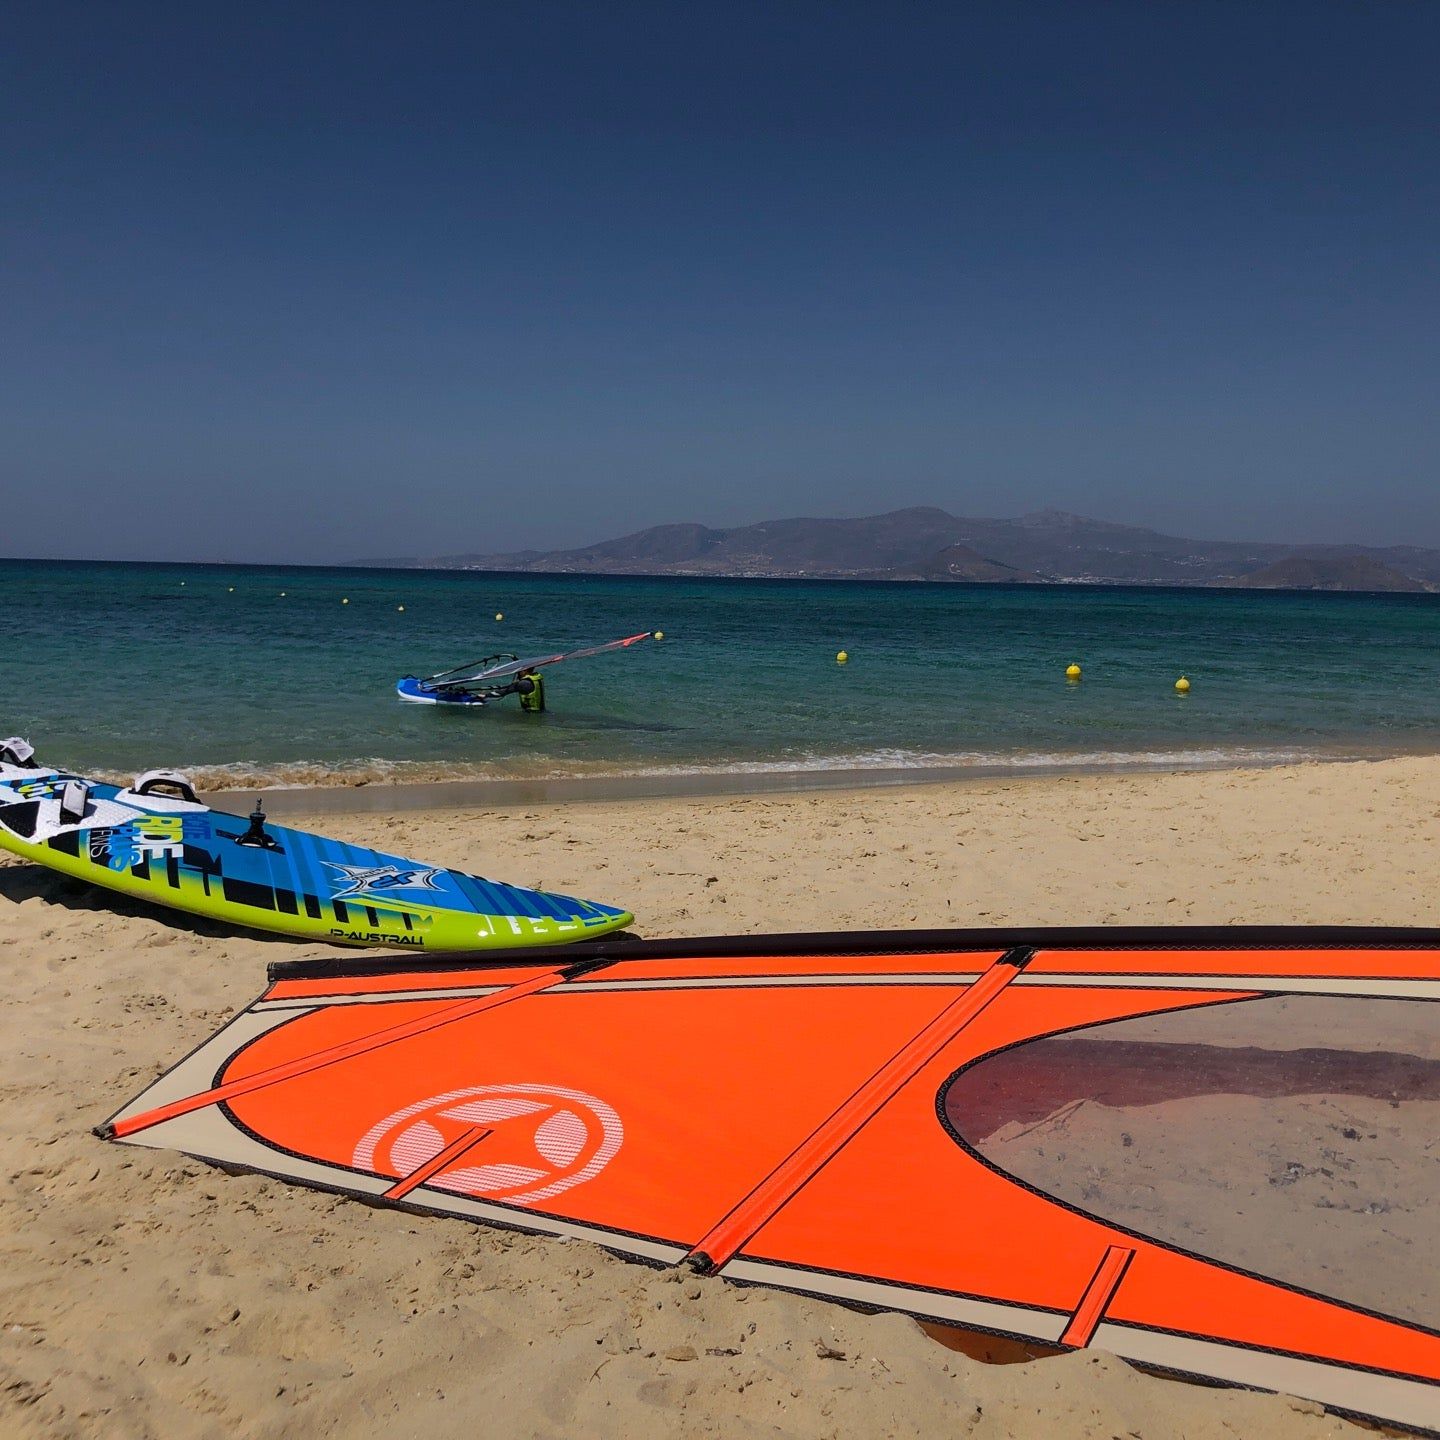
[3,755,1438,1439]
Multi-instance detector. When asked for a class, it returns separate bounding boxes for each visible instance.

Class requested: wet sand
[200,748,1384,816]
[3,754,1438,1438]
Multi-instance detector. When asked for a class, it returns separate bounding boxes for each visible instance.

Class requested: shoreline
[9,552,1440,595]
[203,745,1408,815]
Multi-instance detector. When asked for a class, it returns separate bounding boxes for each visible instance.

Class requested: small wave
[183,758,463,790]
[603,744,1325,776]
[167,743,1371,793]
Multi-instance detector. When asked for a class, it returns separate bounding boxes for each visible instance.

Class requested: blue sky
[3,2,1438,561]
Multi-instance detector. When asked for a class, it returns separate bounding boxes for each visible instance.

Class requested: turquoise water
[5,560,1440,785]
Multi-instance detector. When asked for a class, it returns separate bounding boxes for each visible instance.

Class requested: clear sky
[3,2,1438,562]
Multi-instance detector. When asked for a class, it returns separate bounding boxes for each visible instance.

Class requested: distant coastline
[360,506,1440,592]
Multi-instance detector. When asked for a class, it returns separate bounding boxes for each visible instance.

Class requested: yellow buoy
[653,630,664,641]
[228,586,235,592]
[1065,663,1082,680]
[495,612,504,621]
[1175,676,1191,693]
[279,591,287,597]
[836,650,849,664]
[342,597,349,604]
[398,604,406,612]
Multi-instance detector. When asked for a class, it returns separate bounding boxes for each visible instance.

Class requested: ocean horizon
[6,557,1440,790]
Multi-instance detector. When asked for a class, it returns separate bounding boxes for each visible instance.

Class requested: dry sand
[3,755,1439,1439]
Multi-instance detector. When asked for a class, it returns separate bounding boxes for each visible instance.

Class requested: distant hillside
[1230,554,1432,593]
[359,506,1440,589]
[885,543,1041,583]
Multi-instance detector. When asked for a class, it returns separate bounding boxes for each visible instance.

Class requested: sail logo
[323,862,444,899]
[353,1084,623,1205]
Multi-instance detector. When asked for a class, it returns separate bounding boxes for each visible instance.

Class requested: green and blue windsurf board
[0,746,632,950]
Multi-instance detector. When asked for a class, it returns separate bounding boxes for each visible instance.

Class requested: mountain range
[362,507,1440,591]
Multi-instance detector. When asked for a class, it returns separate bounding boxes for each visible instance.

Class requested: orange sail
[101,927,1440,1431]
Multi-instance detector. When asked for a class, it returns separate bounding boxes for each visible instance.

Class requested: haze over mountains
[364,508,1440,591]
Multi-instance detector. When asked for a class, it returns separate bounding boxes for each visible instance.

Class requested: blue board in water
[396,676,491,705]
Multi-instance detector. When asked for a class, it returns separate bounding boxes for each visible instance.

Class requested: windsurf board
[0,745,632,950]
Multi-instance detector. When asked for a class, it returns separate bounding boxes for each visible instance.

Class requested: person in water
[515,668,545,713]
[491,667,545,710]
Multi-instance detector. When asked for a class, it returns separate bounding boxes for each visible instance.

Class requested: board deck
[0,761,632,949]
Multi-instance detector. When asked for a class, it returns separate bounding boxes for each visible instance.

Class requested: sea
[5,559,1440,791]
